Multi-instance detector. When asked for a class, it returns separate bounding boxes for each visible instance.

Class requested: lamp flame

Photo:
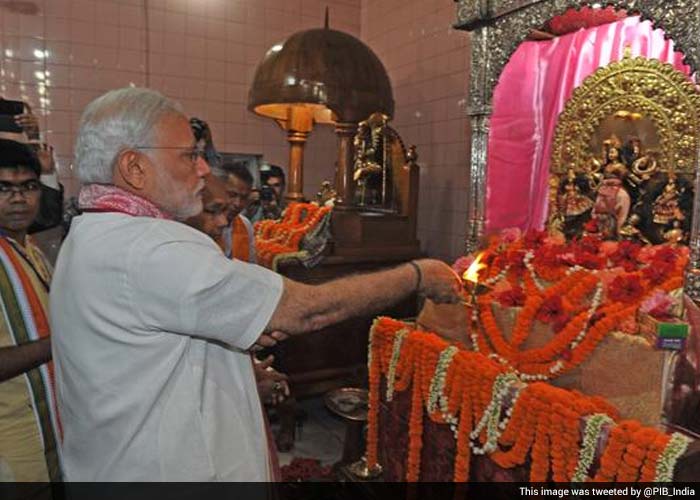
[463,252,486,284]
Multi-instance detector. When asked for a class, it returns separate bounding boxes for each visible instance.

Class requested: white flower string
[385,328,409,402]
[523,250,546,290]
[484,266,510,287]
[572,413,614,482]
[655,433,691,482]
[565,264,585,275]
[427,345,460,435]
[470,306,480,353]
[569,282,603,350]
[470,372,520,455]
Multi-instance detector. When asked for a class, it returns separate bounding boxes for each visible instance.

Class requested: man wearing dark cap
[0,139,61,482]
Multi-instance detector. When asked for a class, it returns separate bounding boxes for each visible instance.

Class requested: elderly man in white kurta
[49,87,461,481]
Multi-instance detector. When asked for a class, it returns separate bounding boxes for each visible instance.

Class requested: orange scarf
[230,216,250,262]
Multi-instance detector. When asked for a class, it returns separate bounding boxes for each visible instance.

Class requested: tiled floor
[270,396,346,467]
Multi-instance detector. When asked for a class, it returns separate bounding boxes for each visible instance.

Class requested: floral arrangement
[254,202,332,269]
[462,229,687,381]
[280,457,332,481]
[366,317,690,483]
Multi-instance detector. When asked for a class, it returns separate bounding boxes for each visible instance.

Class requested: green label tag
[656,322,689,339]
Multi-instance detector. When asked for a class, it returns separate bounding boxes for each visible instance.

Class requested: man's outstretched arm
[265,259,462,336]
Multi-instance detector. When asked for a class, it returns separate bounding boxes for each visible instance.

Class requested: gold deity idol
[548,56,699,244]
[558,168,593,217]
[653,173,685,226]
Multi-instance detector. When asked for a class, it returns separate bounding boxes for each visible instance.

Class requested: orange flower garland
[407,363,424,482]
[366,318,689,483]
[468,233,687,382]
[254,202,331,268]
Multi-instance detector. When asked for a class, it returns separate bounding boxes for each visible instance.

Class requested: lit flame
[463,252,486,284]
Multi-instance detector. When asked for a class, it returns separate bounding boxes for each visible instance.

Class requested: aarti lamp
[462,253,489,301]
[462,253,490,340]
[248,13,394,206]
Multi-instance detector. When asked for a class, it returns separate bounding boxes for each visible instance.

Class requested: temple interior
[2,0,700,490]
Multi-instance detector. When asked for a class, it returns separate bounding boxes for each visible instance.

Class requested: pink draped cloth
[78,183,173,219]
[486,17,692,232]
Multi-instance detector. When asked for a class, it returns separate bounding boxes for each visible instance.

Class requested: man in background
[186,173,229,243]
[0,139,61,482]
[0,99,63,236]
[222,163,257,262]
[261,164,286,207]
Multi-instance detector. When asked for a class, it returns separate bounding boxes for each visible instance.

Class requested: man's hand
[250,330,288,352]
[413,259,464,304]
[32,142,55,174]
[14,107,40,140]
[253,355,290,405]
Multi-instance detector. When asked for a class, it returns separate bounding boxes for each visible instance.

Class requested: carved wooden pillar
[279,106,314,203]
[285,130,308,202]
[334,122,358,209]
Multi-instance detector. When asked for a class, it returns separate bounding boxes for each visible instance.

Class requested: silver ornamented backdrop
[453,0,700,302]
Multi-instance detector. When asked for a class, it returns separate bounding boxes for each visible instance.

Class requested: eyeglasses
[0,180,41,198]
[134,146,207,164]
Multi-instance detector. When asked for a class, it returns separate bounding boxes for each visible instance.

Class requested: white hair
[74,87,184,184]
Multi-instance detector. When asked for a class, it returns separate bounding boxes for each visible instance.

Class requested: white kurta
[50,213,283,481]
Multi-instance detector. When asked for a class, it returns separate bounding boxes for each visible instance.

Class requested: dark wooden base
[375,383,700,482]
[330,209,420,259]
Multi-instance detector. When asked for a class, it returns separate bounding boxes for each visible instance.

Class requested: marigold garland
[465,232,687,382]
[254,202,331,268]
[366,318,690,483]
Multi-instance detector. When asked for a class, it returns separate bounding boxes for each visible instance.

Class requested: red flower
[590,311,605,326]
[552,315,570,333]
[523,230,548,249]
[583,218,599,233]
[561,348,573,361]
[608,275,644,303]
[647,305,675,322]
[573,249,606,270]
[577,235,603,254]
[495,286,526,307]
[536,296,566,324]
[505,250,526,280]
[642,262,673,285]
[488,253,505,271]
[506,249,526,268]
[533,244,564,267]
[609,240,642,272]
[652,246,678,266]
[500,227,522,243]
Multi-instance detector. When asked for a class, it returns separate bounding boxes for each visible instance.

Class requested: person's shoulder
[71,214,214,248]
[25,235,50,259]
